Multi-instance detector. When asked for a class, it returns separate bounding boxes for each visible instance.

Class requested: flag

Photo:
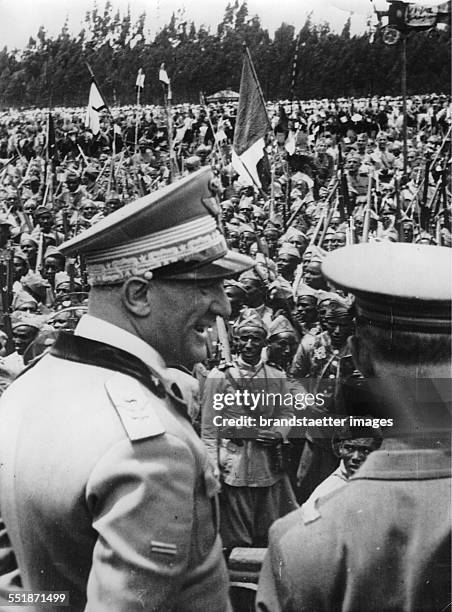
[388,0,451,31]
[85,80,107,135]
[136,68,145,90]
[232,50,270,187]
[159,63,170,86]
[285,130,296,155]
[275,104,289,136]
[174,117,192,144]
[215,118,227,143]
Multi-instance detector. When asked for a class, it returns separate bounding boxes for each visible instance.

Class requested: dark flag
[232,48,270,188]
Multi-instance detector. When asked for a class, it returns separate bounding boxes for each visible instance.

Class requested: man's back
[257,447,451,612]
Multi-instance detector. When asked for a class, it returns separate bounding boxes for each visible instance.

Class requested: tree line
[0,0,450,109]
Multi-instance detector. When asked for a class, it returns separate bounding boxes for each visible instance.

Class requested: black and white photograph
[0,0,450,610]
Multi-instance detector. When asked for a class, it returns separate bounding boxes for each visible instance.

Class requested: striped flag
[232,50,270,187]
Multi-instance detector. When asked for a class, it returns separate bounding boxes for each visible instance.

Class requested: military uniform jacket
[0,315,230,612]
[256,447,451,612]
[202,357,293,487]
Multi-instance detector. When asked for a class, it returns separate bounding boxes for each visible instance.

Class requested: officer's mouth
[195,322,214,341]
[194,325,206,338]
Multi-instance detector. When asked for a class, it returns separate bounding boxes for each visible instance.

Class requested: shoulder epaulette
[105,373,166,441]
[301,500,322,525]
[217,361,234,371]
[266,361,284,372]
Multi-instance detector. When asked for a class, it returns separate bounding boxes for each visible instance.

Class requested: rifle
[317,181,339,247]
[76,144,89,166]
[310,211,325,246]
[216,316,232,363]
[62,211,69,241]
[35,233,44,274]
[0,252,15,354]
[436,219,442,246]
[361,173,373,243]
[283,165,291,232]
[337,144,350,219]
[419,157,432,230]
[346,217,355,245]
[426,176,445,225]
[67,260,76,293]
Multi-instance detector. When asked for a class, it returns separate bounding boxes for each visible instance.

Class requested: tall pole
[163,85,175,183]
[401,34,408,175]
[134,87,141,159]
[290,31,302,114]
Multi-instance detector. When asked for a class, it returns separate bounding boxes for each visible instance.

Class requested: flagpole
[290,30,302,113]
[134,87,140,160]
[401,34,408,175]
[42,111,50,207]
[168,88,177,183]
[200,92,226,166]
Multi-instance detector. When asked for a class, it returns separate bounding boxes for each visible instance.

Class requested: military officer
[256,242,451,612]
[0,168,254,611]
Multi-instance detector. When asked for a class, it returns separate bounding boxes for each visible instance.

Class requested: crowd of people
[0,90,450,611]
[0,92,449,389]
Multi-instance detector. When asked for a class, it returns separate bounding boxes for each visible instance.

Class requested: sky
[0,0,390,51]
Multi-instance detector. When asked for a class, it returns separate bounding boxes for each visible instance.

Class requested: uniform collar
[350,447,451,481]
[255,304,270,315]
[236,354,264,373]
[75,314,167,379]
[337,460,349,480]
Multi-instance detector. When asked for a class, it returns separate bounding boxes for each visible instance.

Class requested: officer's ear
[121,277,152,317]
[348,334,375,377]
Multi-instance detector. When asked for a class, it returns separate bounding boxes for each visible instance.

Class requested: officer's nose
[210,283,231,320]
